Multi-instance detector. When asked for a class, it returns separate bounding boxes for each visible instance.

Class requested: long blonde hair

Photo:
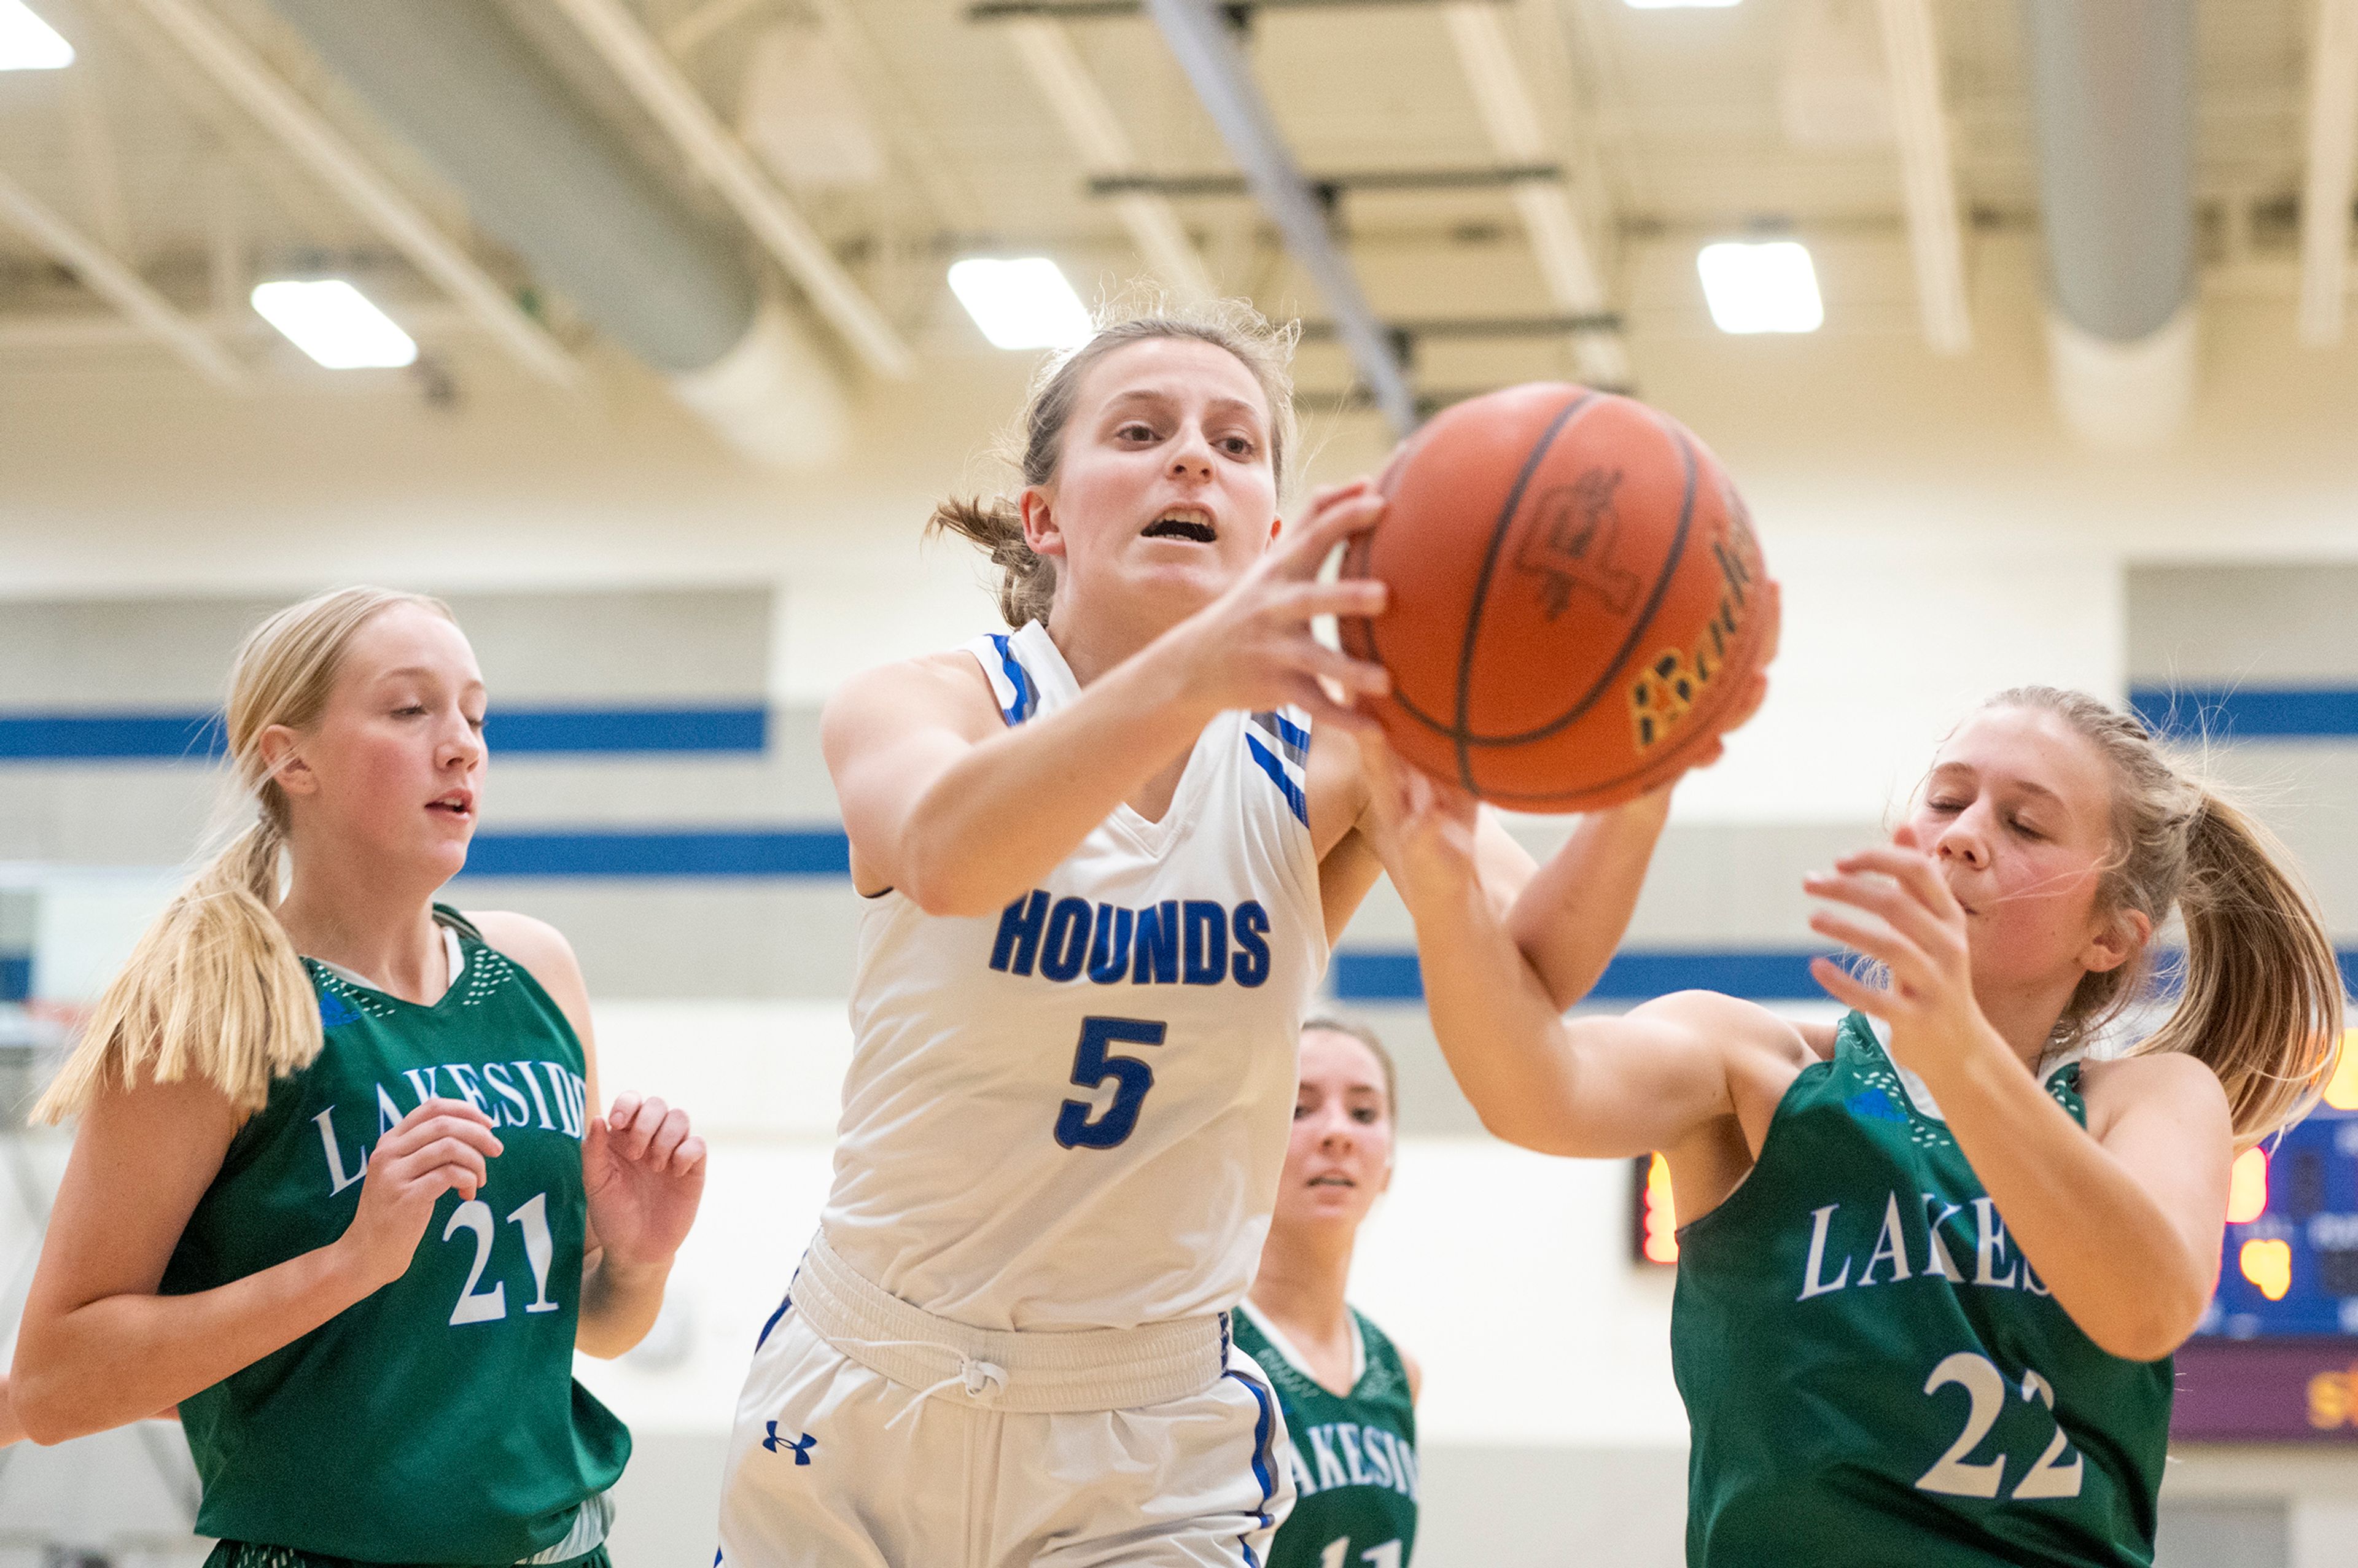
[1988,687,2345,1149]
[34,588,457,1122]
[928,297,1301,629]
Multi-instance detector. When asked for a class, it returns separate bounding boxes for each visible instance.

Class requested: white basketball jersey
[822,620,1329,1333]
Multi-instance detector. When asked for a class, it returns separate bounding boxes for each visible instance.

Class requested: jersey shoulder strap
[1351,1307,1414,1409]
[967,631,1040,728]
[431,902,487,946]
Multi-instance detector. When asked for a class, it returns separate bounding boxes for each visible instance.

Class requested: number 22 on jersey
[1916,1351,2084,1502]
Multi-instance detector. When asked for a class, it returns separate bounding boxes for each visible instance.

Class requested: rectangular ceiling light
[0,1,73,69]
[947,258,1093,351]
[251,279,419,368]
[1697,241,1825,333]
[1624,1,1741,8]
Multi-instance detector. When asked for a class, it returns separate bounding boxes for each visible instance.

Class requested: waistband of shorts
[788,1229,1229,1413]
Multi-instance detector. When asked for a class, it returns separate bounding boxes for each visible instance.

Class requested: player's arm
[10,1073,499,1444]
[1503,788,1673,1008]
[473,912,706,1360]
[1503,607,1775,1010]
[829,486,1389,918]
[1809,844,2233,1361]
[1361,740,1767,1156]
[1308,726,1542,946]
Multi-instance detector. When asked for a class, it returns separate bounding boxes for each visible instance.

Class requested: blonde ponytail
[2139,793,2343,1147]
[1983,687,2345,1149]
[33,586,455,1122]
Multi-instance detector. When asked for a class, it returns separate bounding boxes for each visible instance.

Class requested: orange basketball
[1338,383,1775,813]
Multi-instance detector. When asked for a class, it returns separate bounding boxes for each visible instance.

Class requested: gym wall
[6,233,2358,1566]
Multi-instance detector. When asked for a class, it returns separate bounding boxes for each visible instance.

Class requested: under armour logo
[763,1422,817,1465]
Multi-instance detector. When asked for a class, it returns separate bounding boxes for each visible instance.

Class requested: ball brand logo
[1515,467,1640,621]
[1628,507,1759,752]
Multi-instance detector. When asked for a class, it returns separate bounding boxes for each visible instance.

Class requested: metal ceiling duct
[2019,0,2198,449]
[262,0,847,468]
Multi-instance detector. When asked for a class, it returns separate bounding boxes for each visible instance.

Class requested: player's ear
[1020,487,1065,559]
[2080,904,2150,975]
[259,724,317,798]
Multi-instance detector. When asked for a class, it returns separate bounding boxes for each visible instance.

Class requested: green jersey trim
[1235,1297,1366,1395]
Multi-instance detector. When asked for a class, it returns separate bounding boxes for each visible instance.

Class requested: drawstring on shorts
[784,1230,1226,1416]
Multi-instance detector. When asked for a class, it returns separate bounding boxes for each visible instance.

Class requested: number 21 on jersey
[442,1190,561,1326]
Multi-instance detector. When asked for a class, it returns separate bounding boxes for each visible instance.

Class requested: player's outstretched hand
[1163,478,1391,731]
[1358,732,1484,901]
[1803,823,1987,1073]
[583,1092,707,1272]
[338,1098,504,1292]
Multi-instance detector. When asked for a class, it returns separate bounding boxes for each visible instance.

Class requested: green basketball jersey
[163,908,629,1566]
[1672,1011,2173,1568]
[1234,1301,1419,1568]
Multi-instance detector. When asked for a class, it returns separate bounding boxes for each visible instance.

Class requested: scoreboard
[2199,1046,2358,1338]
[2179,1074,2358,1443]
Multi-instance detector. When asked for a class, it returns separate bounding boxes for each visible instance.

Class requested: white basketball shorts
[716,1232,1294,1568]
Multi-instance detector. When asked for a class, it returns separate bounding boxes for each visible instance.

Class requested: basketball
[1337,383,1776,813]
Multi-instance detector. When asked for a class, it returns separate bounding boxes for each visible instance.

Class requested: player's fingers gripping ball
[1338,382,1778,812]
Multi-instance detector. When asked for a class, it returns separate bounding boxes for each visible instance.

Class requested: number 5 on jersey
[1056,1017,1166,1149]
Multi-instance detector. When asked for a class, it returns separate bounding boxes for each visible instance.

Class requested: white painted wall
[10,239,2347,829]
[8,233,2358,1563]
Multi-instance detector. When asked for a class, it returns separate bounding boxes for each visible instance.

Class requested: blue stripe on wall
[0,713,226,759]
[0,705,769,759]
[0,955,30,1004]
[1339,944,2358,1004]
[457,828,849,879]
[2131,686,2358,740]
[1332,947,1837,1003]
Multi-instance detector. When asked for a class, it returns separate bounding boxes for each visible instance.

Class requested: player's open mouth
[1143,510,1217,543]
[1307,1173,1355,1189]
[428,791,475,820]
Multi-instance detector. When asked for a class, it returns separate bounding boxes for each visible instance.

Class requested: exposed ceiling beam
[1145,0,1418,431]
[1004,18,1217,299]
[1298,310,1621,343]
[0,168,246,387]
[0,297,480,352]
[2299,0,2358,346]
[61,55,134,258]
[805,0,990,235]
[116,0,583,391]
[1877,0,1970,354]
[545,0,916,379]
[663,0,772,56]
[975,0,1507,18]
[1089,162,1560,198]
[1442,2,1628,388]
